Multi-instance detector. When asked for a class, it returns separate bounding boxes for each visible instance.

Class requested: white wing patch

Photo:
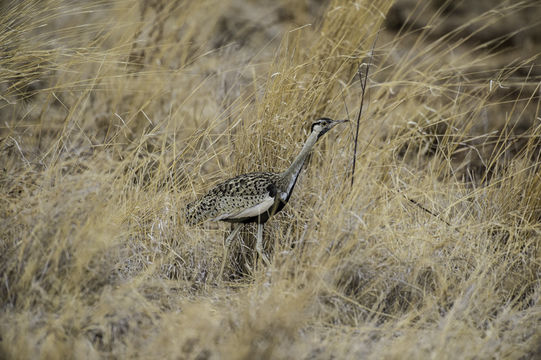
[213,195,275,221]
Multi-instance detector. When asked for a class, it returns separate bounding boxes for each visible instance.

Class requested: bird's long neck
[280,131,319,198]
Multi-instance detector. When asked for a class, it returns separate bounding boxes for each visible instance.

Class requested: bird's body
[186,172,282,225]
[185,118,347,273]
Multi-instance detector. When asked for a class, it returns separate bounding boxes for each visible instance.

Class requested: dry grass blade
[351,30,379,187]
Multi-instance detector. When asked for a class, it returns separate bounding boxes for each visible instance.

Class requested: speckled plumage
[185,172,283,225]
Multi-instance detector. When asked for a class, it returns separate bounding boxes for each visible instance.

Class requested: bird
[185,117,348,276]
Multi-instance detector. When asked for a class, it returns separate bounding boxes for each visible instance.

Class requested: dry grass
[1,0,541,359]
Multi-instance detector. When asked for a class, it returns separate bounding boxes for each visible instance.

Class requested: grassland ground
[1,0,540,359]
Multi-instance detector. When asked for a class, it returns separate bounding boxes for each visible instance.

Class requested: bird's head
[310,117,349,139]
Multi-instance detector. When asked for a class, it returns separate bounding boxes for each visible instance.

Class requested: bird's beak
[328,119,349,133]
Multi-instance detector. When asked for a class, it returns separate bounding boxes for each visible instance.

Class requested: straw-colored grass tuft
[1,0,540,359]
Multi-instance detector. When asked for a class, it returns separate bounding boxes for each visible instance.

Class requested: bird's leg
[219,223,242,280]
[256,223,270,265]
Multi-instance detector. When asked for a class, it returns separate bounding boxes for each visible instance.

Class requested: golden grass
[1,0,540,358]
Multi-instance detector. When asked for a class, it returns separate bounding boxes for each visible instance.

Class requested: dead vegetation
[1,0,540,359]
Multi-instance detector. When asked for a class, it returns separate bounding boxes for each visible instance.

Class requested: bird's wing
[213,194,275,221]
[189,172,279,223]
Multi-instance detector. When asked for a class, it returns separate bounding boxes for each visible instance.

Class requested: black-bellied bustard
[185,118,348,276]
